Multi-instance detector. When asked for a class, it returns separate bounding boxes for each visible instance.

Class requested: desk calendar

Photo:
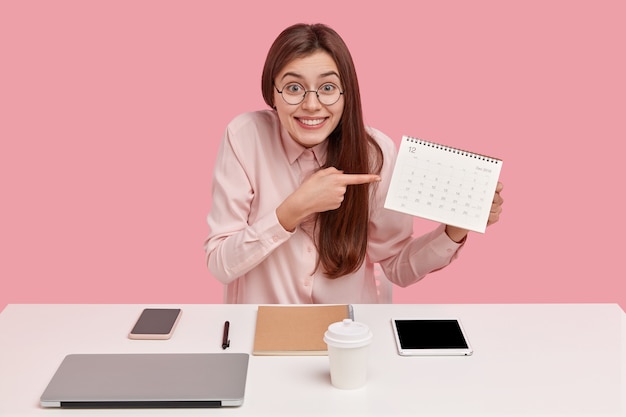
[384,136,502,233]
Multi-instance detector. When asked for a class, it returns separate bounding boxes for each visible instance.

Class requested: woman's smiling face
[273,51,345,148]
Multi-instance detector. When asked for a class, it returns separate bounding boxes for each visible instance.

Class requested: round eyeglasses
[275,82,344,106]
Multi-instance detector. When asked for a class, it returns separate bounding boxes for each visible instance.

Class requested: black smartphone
[128,308,182,340]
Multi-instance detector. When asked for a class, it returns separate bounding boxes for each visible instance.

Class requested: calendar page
[384,136,502,233]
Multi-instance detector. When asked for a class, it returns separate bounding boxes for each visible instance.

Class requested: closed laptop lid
[40,353,249,408]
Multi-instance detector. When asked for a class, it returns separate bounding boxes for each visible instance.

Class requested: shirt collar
[279,121,328,166]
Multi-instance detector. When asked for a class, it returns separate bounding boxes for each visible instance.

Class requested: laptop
[40,353,249,408]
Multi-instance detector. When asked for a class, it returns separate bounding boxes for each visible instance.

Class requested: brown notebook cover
[252,305,352,356]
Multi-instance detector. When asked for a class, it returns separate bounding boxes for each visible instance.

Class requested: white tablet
[391,318,473,356]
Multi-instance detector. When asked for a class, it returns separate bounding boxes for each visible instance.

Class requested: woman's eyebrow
[319,71,340,79]
[280,72,303,81]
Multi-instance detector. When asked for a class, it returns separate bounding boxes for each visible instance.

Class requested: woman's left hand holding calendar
[445,182,504,242]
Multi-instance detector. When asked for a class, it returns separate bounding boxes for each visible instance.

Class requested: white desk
[0,303,623,416]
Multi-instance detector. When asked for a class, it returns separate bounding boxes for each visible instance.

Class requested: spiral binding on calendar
[403,135,501,164]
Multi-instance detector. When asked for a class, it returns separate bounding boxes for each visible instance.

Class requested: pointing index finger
[341,173,382,185]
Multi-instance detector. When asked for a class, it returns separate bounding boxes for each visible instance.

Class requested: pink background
[1,1,624,312]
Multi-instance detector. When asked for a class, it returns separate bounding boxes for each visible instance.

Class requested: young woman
[204,23,503,303]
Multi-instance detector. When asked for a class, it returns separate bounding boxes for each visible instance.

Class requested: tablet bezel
[390,317,473,356]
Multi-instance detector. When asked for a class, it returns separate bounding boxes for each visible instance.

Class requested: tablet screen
[391,318,473,356]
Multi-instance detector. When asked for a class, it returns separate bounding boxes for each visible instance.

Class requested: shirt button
[272,236,280,242]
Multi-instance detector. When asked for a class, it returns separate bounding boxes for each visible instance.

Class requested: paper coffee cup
[323,319,373,389]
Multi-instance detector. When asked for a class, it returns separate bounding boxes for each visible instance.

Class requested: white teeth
[299,118,324,126]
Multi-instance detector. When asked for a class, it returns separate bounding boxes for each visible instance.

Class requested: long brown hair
[261,23,383,278]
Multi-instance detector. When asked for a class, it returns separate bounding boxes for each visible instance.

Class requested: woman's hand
[276,167,381,232]
[487,181,504,226]
[445,181,504,242]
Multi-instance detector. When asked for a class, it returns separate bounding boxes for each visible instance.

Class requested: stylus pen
[222,321,230,349]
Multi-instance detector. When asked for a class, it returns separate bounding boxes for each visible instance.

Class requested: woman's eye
[320,83,337,93]
[285,84,304,94]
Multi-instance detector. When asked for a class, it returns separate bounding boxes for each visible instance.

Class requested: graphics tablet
[391,318,473,356]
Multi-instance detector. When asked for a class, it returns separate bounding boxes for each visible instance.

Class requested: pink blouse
[204,110,464,303]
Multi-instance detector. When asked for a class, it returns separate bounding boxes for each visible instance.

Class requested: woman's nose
[301,90,322,110]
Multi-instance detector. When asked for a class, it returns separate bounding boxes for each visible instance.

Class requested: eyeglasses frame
[274,82,344,106]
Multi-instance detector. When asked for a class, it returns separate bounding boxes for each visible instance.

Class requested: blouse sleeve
[203,121,292,284]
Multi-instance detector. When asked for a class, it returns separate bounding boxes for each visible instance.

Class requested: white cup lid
[324,319,373,348]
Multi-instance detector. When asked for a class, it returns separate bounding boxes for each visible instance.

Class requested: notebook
[40,353,249,408]
[385,136,502,233]
[252,305,353,356]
